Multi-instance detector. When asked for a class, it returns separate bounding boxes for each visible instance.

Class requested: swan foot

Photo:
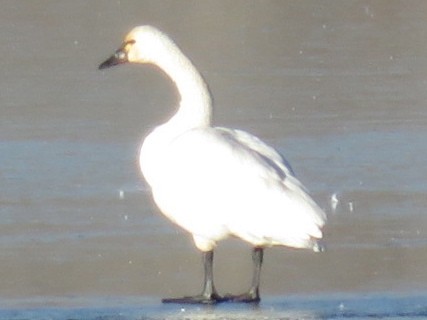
[162,293,227,304]
[223,291,260,303]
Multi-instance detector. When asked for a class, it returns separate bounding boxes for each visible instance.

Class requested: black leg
[224,247,263,303]
[162,250,226,304]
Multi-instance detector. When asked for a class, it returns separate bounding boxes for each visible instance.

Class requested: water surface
[1,1,427,318]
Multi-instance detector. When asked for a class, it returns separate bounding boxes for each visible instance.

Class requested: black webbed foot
[162,293,227,304]
[223,290,260,303]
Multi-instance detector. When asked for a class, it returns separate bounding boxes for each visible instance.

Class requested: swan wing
[216,127,295,178]
[151,127,326,249]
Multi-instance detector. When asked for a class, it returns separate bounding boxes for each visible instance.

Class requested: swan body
[99,25,327,303]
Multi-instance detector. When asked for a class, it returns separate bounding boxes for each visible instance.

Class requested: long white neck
[150,38,212,131]
[139,35,213,187]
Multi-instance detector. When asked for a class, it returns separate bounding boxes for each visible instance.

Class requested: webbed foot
[162,293,227,304]
[223,291,260,303]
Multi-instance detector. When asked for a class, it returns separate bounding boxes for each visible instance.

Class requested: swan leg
[162,250,226,304]
[224,247,263,303]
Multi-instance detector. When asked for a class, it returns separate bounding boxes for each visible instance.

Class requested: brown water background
[1,1,427,317]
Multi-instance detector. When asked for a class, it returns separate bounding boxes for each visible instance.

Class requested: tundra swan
[99,25,327,304]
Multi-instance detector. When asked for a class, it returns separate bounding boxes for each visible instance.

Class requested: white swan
[99,25,327,304]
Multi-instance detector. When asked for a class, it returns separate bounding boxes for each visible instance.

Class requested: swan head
[99,25,174,70]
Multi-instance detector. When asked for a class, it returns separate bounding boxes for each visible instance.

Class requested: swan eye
[123,39,136,51]
[116,39,136,57]
[115,50,127,60]
[113,39,136,60]
[99,39,136,69]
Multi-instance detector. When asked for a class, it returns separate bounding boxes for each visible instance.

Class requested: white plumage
[99,25,327,304]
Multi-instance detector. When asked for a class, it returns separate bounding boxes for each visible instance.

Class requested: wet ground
[1,293,427,320]
[1,1,427,319]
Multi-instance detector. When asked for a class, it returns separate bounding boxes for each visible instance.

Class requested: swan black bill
[98,51,128,70]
